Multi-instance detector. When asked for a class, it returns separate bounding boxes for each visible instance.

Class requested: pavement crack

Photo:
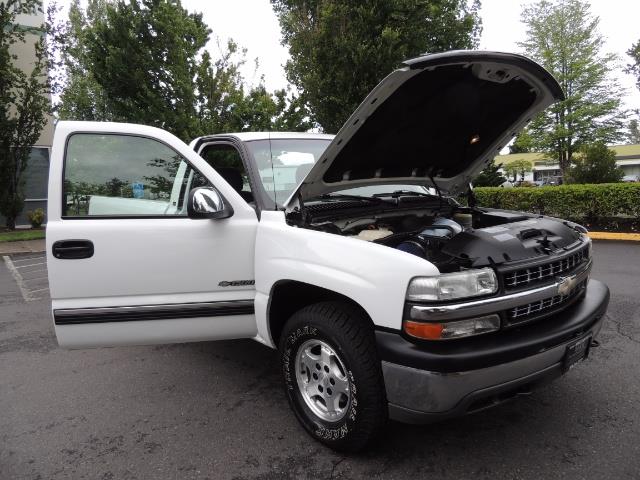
[329,457,346,479]
[608,314,640,345]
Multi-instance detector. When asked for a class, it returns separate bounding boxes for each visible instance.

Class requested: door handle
[52,240,94,259]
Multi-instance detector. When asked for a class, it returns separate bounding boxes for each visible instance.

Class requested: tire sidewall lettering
[282,323,360,443]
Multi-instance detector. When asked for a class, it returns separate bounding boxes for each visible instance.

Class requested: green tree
[51,1,310,140]
[565,142,623,184]
[519,0,625,174]
[628,114,640,145]
[473,160,506,187]
[626,39,640,91]
[272,0,482,133]
[193,42,311,133]
[504,160,533,182]
[50,0,113,121]
[85,0,209,141]
[0,0,51,229]
[509,129,533,153]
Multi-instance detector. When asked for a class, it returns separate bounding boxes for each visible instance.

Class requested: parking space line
[22,276,49,283]
[3,256,34,302]
[15,262,46,269]
[29,287,50,293]
[20,269,47,276]
[11,255,45,264]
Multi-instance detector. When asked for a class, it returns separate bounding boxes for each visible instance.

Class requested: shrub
[565,143,624,184]
[26,208,45,228]
[474,183,640,225]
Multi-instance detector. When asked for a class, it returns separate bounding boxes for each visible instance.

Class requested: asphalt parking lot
[1,242,639,479]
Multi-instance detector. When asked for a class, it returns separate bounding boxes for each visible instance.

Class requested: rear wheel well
[268,280,372,346]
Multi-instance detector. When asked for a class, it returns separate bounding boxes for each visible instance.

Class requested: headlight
[406,268,498,302]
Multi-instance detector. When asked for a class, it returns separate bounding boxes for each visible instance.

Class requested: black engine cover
[442,215,583,267]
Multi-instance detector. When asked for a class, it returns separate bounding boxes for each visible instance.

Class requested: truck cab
[46,51,609,452]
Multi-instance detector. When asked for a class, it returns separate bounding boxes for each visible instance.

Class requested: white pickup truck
[47,51,609,452]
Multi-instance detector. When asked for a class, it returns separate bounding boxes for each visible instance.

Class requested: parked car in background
[46,51,609,452]
[622,175,639,183]
[541,176,563,186]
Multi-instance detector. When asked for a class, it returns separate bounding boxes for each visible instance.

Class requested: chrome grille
[508,280,587,321]
[504,247,589,289]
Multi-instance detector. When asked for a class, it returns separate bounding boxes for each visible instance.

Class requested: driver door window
[63,134,210,217]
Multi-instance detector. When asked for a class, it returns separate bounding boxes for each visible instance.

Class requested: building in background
[494,144,640,184]
[0,6,54,227]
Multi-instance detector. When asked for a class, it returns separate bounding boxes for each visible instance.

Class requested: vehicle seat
[217,167,254,203]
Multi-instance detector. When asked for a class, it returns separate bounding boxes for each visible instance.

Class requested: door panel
[47,122,258,348]
[54,308,256,348]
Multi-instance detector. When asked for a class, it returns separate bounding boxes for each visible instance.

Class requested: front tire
[279,301,387,452]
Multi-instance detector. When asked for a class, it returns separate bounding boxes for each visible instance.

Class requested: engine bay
[287,197,587,273]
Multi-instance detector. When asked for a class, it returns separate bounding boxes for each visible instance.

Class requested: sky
[185,0,640,114]
[49,0,640,113]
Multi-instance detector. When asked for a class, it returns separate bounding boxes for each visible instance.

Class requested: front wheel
[279,301,387,452]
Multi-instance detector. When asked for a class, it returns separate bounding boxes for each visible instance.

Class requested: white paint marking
[29,287,50,293]
[19,269,47,276]
[22,276,49,283]
[11,255,45,264]
[15,262,46,269]
[2,256,34,302]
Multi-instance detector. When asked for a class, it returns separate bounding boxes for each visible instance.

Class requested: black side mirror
[187,187,234,219]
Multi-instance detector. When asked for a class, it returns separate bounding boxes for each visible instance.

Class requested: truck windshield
[245,138,432,206]
[245,138,329,205]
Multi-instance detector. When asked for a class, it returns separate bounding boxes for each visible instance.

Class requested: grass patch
[0,229,46,243]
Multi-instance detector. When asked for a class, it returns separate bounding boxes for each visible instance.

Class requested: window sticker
[132,182,144,199]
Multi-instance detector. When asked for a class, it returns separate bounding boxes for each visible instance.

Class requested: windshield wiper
[315,193,390,204]
[372,190,434,198]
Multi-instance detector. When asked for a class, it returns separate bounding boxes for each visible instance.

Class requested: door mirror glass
[188,187,233,219]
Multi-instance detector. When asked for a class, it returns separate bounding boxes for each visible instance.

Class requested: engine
[338,214,474,272]
[291,201,586,273]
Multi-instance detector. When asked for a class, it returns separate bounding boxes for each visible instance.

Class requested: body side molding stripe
[54,300,255,325]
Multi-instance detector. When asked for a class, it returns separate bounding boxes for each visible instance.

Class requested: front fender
[254,211,439,346]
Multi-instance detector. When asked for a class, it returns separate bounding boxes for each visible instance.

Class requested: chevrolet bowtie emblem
[557,275,577,296]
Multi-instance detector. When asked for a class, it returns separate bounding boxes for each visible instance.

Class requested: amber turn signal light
[404,321,444,340]
[403,315,501,340]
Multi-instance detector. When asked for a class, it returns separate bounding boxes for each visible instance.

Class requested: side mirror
[187,187,234,219]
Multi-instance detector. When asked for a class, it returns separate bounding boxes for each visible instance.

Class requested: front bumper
[378,279,610,424]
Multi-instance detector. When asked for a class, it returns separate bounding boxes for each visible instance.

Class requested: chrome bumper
[408,259,592,322]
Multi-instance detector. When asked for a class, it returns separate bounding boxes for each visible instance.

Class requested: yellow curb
[588,232,640,242]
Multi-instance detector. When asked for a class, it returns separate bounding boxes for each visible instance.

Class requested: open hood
[288,51,563,206]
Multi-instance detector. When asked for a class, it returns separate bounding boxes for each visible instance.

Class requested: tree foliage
[504,159,533,182]
[626,39,640,92]
[565,142,623,184]
[518,0,625,174]
[271,0,482,133]
[473,160,506,187]
[509,129,533,153]
[628,114,640,145]
[51,0,310,141]
[0,0,51,229]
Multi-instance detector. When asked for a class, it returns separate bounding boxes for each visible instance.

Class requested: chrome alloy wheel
[295,339,351,422]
